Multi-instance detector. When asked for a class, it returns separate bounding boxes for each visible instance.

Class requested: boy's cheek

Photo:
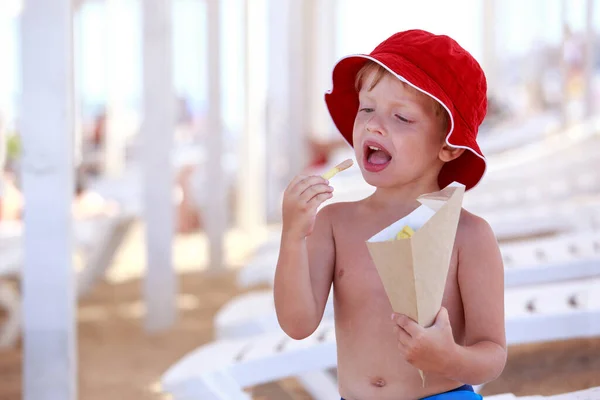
[351,126,363,148]
[351,119,364,136]
[353,148,364,167]
[392,143,424,167]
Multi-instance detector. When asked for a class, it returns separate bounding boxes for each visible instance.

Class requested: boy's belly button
[370,377,386,387]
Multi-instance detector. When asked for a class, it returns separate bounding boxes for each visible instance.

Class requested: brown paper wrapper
[366,182,465,385]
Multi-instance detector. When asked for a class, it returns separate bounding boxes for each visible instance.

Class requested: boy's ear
[438,144,465,162]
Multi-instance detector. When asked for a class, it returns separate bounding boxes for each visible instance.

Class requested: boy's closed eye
[358,108,412,123]
[394,114,412,123]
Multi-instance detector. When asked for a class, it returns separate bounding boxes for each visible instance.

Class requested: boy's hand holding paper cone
[391,307,457,379]
[365,182,466,385]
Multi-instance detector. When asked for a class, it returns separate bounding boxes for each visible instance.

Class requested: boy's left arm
[446,215,507,384]
[392,215,506,384]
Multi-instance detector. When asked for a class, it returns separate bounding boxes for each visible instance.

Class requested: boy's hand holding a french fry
[281,174,333,240]
[280,159,352,240]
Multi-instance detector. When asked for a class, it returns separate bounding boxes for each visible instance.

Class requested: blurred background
[1,0,600,399]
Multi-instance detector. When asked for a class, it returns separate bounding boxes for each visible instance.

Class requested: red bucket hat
[325,29,488,190]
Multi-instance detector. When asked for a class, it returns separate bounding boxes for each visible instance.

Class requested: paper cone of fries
[365,182,465,384]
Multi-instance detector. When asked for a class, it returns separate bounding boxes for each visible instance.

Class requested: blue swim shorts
[341,384,483,400]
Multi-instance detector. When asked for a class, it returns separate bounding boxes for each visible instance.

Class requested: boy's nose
[366,116,386,136]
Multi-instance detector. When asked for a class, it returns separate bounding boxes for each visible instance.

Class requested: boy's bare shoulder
[318,200,363,224]
[455,208,498,249]
[454,208,504,277]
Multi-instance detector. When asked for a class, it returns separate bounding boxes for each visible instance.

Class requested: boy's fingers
[393,325,412,346]
[285,175,308,193]
[308,192,333,209]
[393,313,422,337]
[300,184,333,204]
[434,307,450,327]
[290,176,327,195]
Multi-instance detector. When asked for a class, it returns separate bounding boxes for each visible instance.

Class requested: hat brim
[324,53,487,190]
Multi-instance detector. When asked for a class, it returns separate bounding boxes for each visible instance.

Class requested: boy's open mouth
[363,141,392,172]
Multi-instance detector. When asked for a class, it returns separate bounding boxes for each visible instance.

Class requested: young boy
[274,30,506,400]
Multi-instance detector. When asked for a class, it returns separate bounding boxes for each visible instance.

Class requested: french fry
[321,159,354,180]
[395,231,409,240]
[402,225,415,237]
[395,225,415,240]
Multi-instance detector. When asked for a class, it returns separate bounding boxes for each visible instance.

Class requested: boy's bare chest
[332,217,388,276]
[332,210,415,275]
[332,218,401,297]
[331,215,462,320]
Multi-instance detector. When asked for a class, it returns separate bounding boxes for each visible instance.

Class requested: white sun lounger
[162,277,600,400]
[223,230,600,354]
[466,170,600,214]
[192,232,600,400]
[466,126,600,213]
[216,231,600,363]
[238,230,600,290]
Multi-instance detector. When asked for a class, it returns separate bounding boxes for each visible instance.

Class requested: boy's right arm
[274,175,336,340]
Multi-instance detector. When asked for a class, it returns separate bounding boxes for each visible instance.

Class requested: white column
[73,5,83,170]
[20,0,76,398]
[237,0,267,235]
[265,0,289,221]
[0,114,5,197]
[287,0,310,176]
[265,0,314,222]
[584,0,595,117]
[482,0,497,96]
[104,0,128,177]
[205,0,226,270]
[312,0,337,140]
[560,0,569,127]
[141,0,176,331]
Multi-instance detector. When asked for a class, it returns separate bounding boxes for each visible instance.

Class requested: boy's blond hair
[354,61,450,135]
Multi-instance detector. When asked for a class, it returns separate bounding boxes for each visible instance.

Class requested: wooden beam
[20,0,76,397]
[141,0,177,331]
